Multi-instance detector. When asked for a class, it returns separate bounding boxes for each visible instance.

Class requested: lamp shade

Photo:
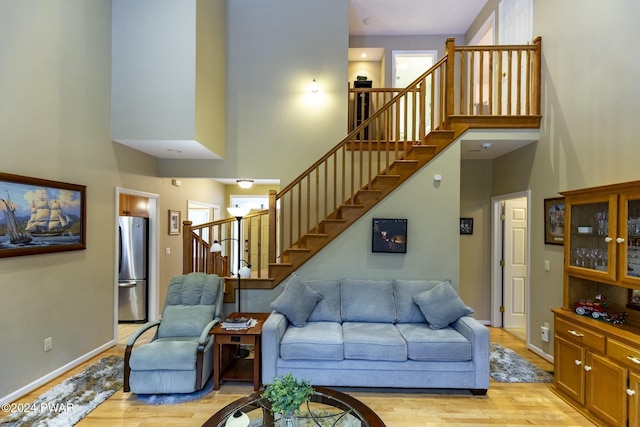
[238,265,251,279]
[224,411,250,427]
[227,206,251,218]
[210,241,223,252]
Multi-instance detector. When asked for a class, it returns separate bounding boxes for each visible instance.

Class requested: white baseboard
[527,342,554,364]
[0,340,116,406]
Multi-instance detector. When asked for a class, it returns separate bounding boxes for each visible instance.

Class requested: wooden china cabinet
[552,180,640,427]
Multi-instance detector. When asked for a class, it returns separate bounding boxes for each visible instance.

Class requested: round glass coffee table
[202,386,386,427]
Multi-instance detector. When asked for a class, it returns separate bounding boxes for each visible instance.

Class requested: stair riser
[302,235,329,251]
[339,206,365,221]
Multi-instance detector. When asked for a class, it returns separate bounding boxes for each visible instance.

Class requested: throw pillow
[412,280,473,329]
[271,275,322,327]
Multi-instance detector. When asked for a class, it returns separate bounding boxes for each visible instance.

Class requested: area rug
[490,343,553,383]
[0,355,123,427]
[135,376,215,405]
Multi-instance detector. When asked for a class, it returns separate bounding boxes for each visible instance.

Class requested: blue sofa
[261,277,489,394]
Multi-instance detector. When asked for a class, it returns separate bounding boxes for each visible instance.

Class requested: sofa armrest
[261,311,289,384]
[452,316,490,390]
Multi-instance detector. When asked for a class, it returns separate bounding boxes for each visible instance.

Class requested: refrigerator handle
[118,225,123,275]
[119,282,136,288]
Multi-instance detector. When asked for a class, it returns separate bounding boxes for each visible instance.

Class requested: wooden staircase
[268,129,456,285]
[183,38,542,294]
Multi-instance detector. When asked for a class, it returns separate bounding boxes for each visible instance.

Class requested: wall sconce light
[310,78,319,93]
[237,179,253,189]
[434,174,442,182]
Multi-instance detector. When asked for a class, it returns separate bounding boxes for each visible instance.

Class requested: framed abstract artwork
[372,218,407,253]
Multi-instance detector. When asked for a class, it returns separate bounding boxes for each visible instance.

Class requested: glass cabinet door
[620,190,640,287]
[566,195,617,281]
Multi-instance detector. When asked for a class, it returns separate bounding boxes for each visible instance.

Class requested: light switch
[544,260,550,271]
[166,247,171,255]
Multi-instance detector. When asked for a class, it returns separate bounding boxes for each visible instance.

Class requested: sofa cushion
[280,322,344,361]
[341,279,396,323]
[342,322,407,361]
[413,280,474,329]
[271,275,322,327]
[393,279,444,323]
[395,323,472,361]
[305,280,342,323]
[157,304,215,338]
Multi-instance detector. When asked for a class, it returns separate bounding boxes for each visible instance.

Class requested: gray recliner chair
[124,272,224,394]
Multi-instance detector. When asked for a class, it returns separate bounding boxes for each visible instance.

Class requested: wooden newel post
[445,37,456,126]
[182,220,193,274]
[532,37,542,116]
[268,190,277,264]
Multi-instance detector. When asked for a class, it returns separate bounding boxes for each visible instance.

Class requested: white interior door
[503,197,527,328]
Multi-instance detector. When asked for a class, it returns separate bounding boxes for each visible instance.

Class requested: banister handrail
[278,56,449,198]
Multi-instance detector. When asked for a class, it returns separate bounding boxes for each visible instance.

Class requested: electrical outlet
[44,337,53,352]
[540,324,549,343]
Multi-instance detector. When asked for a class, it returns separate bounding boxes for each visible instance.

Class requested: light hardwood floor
[2,326,593,426]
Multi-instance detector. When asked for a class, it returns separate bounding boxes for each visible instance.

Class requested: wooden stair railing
[184,37,542,288]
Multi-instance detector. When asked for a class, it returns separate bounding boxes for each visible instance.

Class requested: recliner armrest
[198,317,221,344]
[126,320,161,347]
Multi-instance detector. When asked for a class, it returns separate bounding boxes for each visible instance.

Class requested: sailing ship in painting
[0,192,32,245]
[25,190,74,237]
[0,186,81,249]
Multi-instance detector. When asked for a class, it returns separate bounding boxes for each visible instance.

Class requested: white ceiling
[349,0,488,37]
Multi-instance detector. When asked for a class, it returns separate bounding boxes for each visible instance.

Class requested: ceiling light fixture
[481,143,492,150]
[237,179,254,189]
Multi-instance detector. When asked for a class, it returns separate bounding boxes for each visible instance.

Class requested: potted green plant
[262,373,314,426]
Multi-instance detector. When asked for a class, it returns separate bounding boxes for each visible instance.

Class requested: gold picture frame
[168,210,181,235]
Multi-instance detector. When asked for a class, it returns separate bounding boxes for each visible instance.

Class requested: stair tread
[286,247,311,253]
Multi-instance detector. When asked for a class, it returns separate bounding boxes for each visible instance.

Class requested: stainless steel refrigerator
[118,216,148,322]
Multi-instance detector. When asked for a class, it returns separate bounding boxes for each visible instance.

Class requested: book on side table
[221,316,257,330]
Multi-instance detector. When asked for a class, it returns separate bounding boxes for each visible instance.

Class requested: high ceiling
[349,0,488,36]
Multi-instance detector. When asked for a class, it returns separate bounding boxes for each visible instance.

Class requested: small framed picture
[168,210,181,235]
[544,197,565,245]
[372,218,407,253]
[460,218,473,235]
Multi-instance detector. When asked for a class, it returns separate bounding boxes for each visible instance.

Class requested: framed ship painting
[0,172,86,258]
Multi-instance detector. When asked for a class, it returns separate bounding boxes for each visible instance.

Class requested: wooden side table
[211,312,270,391]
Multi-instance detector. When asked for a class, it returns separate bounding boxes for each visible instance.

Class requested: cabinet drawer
[607,339,640,371]
[555,317,605,353]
